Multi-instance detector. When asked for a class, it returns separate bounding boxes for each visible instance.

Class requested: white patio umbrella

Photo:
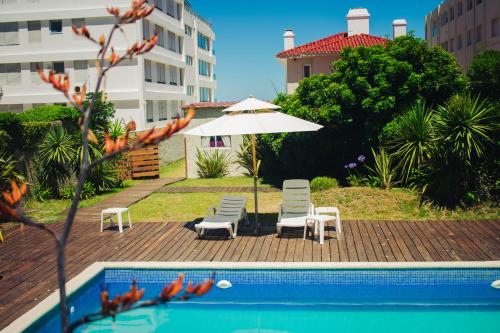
[184,96,323,233]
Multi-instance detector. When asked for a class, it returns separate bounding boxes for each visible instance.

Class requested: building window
[49,20,63,34]
[187,85,194,96]
[458,1,463,16]
[198,60,211,77]
[467,0,472,11]
[450,38,454,52]
[476,25,482,42]
[155,25,164,47]
[178,36,183,54]
[432,22,437,37]
[53,62,65,74]
[166,0,176,18]
[154,0,162,10]
[186,55,193,66]
[197,32,210,51]
[303,65,311,78]
[167,31,177,52]
[201,136,231,148]
[492,18,499,37]
[146,100,154,123]
[142,20,150,39]
[0,104,23,113]
[476,0,482,4]
[0,22,19,46]
[30,62,43,84]
[0,63,21,85]
[157,63,166,84]
[199,87,211,102]
[144,60,152,82]
[450,7,454,21]
[458,35,463,49]
[185,24,192,37]
[169,66,178,85]
[158,101,168,121]
[74,60,88,84]
[28,21,41,42]
[467,30,472,45]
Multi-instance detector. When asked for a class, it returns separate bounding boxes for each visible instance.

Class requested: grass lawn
[130,180,499,222]
[160,158,186,178]
[23,180,141,224]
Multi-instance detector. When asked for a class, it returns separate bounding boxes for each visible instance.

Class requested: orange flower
[106,6,120,17]
[104,132,129,155]
[72,25,90,39]
[98,34,106,46]
[160,273,184,300]
[0,180,27,219]
[108,47,120,65]
[38,68,71,96]
[72,84,86,107]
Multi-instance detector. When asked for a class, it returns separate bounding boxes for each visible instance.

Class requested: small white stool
[304,215,330,245]
[101,208,132,233]
[315,206,342,235]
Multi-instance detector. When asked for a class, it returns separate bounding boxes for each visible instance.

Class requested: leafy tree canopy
[468,50,500,103]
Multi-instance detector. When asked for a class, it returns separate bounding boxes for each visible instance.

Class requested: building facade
[276,8,405,94]
[425,0,500,70]
[0,0,216,130]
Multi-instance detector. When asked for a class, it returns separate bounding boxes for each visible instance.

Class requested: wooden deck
[0,219,499,329]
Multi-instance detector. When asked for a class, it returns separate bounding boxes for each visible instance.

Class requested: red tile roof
[182,101,239,109]
[276,32,388,58]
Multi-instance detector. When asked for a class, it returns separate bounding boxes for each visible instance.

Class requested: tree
[0,2,202,332]
[468,50,500,103]
[260,35,466,183]
[81,91,116,133]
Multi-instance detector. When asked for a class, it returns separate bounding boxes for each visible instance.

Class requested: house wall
[285,54,339,94]
[180,106,245,178]
[425,0,500,71]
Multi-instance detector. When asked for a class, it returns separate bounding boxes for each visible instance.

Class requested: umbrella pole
[251,134,260,235]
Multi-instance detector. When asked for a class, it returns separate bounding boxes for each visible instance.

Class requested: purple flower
[344,164,349,169]
[357,155,366,163]
[348,162,357,169]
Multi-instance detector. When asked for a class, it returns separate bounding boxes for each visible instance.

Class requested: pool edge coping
[5,260,500,333]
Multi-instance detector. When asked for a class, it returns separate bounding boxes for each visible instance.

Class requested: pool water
[27,268,500,333]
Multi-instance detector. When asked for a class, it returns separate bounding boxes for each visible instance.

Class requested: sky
[189,0,444,101]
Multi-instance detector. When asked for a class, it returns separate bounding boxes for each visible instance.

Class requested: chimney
[283,29,295,51]
[346,8,370,36]
[392,19,407,39]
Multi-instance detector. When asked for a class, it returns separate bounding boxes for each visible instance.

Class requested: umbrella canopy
[222,96,280,112]
[183,112,322,136]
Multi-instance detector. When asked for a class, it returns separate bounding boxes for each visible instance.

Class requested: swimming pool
[12,262,500,333]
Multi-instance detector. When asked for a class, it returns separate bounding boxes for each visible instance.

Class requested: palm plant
[0,152,23,191]
[235,135,261,177]
[366,148,397,189]
[196,148,231,178]
[435,94,496,162]
[386,101,435,183]
[37,126,77,197]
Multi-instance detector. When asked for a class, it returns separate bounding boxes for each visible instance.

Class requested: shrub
[384,101,435,183]
[17,105,79,123]
[310,177,338,192]
[31,185,53,202]
[81,92,116,132]
[20,121,52,150]
[36,126,77,197]
[88,160,119,191]
[0,130,10,153]
[196,148,231,178]
[0,152,24,191]
[61,182,96,200]
[0,113,21,152]
[468,50,500,103]
[366,148,397,189]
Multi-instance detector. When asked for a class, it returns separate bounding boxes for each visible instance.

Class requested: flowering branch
[0,1,201,332]
[67,274,214,332]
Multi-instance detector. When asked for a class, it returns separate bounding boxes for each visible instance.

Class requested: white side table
[101,208,132,233]
[304,215,332,245]
[315,206,342,235]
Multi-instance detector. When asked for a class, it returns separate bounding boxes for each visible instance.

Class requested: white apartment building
[0,0,216,130]
[425,0,500,70]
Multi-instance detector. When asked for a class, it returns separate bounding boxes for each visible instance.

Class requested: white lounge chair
[276,179,314,237]
[195,196,249,239]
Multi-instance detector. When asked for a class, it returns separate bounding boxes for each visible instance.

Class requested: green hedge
[0,105,79,152]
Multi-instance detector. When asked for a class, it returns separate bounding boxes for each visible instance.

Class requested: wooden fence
[116,144,160,180]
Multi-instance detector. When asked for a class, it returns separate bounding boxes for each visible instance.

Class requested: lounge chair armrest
[206,206,217,216]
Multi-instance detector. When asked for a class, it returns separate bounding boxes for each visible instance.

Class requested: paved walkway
[74,177,183,223]
[156,186,280,193]
[1,219,499,329]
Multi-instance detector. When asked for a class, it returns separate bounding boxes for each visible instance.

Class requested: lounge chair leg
[277,225,282,237]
